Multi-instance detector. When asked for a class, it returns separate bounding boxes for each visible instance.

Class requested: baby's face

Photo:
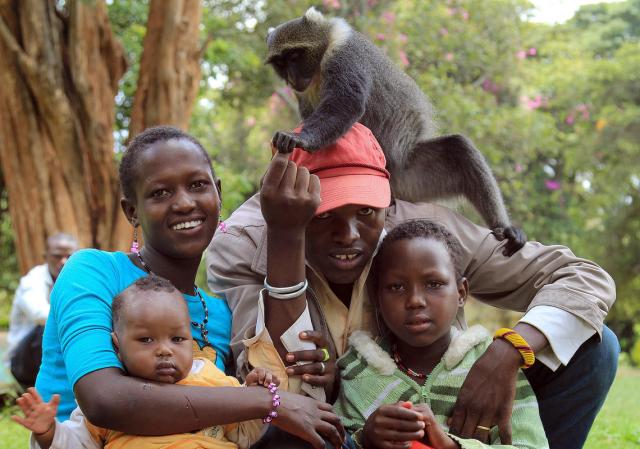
[114,290,193,383]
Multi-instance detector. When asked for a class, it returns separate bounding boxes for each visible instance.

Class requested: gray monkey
[266,8,525,256]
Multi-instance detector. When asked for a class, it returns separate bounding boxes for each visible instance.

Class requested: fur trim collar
[348,325,490,374]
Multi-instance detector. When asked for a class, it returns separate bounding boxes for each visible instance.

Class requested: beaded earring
[130,226,139,254]
[217,203,227,233]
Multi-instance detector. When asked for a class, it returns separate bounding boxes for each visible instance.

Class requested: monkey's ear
[304,7,324,23]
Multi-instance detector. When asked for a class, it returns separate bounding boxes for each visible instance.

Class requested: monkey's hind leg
[395,135,526,256]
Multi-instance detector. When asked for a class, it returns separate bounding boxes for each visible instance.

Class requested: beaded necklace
[136,251,211,346]
[392,344,428,379]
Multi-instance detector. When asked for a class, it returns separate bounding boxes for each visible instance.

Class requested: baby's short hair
[112,274,177,328]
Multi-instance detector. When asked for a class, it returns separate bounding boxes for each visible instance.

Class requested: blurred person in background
[6,232,78,388]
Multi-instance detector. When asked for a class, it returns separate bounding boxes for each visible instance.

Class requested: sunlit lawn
[1,367,639,449]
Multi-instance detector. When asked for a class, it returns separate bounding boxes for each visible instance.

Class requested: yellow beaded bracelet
[493,328,536,369]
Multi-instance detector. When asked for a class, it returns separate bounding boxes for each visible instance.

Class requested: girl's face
[377,237,467,349]
[123,138,220,261]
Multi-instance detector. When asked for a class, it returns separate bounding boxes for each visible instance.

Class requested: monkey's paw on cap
[289,122,391,215]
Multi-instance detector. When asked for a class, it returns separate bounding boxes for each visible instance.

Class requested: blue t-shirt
[35,249,232,420]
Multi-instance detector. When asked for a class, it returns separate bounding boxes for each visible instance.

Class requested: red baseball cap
[290,123,391,215]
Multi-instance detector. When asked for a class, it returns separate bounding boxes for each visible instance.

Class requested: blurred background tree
[0,0,638,358]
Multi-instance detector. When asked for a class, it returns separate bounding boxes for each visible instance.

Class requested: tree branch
[0,13,37,72]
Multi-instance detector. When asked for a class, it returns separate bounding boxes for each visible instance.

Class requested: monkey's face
[267,46,320,93]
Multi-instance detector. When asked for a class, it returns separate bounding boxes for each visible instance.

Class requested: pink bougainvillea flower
[482,79,499,94]
[516,50,527,59]
[323,0,341,9]
[376,33,386,41]
[526,95,544,110]
[460,9,469,20]
[565,114,575,125]
[382,10,396,24]
[399,50,410,67]
[576,103,590,120]
[515,163,523,173]
[445,52,454,61]
[398,33,408,43]
[528,47,537,56]
[268,93,283,113]
[545,180,561,191]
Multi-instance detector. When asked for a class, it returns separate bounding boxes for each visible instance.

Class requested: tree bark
[129,0,202,138]
[0,0,129,273]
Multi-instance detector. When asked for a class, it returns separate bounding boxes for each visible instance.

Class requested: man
[7,232,78,387]
[207,123,618,449]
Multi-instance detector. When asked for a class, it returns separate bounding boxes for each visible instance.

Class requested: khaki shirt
[206,194,615,392]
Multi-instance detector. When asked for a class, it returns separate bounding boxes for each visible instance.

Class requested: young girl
[14,275,276,449]
[32,126,343,449]
[334,220,549,449]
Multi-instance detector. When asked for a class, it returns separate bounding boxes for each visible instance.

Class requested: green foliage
[1,1,639,344]
[0,184,19,329]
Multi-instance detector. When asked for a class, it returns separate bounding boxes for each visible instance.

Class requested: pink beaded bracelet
[262,382,281,423]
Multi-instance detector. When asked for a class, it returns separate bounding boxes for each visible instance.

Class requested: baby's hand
[11,388,59,436]
[245,367,280,387]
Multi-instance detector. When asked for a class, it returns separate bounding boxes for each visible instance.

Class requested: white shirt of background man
[6,264,53,364]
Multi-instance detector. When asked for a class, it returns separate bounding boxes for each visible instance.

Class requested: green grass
[583,366,640,449]
[0,367,639,449]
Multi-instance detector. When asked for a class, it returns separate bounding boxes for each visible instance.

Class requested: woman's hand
[274,390,345,449]
[363,403,426,449]
[260,151,320,233]
[285,330,336,394]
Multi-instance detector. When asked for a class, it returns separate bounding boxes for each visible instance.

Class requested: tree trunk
[0,0,129,273]
[129,0,202,138]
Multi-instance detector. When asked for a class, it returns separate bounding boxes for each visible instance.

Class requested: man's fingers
[472,413,494,443]
[448,400,466,435]
[294,166,310,193]
[262,151,290,190]
[498,416,513,445]
[288,348,324,364]
[299,330,327,346]
[309,173,320,196]
[301,373,333,387]
[459,411,481,438]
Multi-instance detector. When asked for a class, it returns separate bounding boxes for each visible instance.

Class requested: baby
[13,275,277,449]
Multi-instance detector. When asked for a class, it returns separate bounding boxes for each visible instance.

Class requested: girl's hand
[411,404,460,449]
[363,403,426,449]
[274,390,345,449]
[11,388,59,436]
[285,330,336,392]
[245,367,280,387]
[260,151,320,233]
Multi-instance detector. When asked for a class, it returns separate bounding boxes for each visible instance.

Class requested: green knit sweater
[334,325,549,449]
